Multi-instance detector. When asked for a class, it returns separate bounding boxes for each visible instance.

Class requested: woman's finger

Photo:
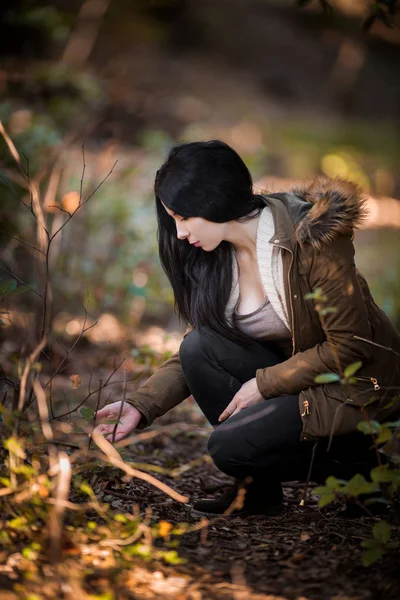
[218,399,237,422]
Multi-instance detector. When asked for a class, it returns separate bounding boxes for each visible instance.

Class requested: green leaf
[325,475,345,490]
[80,407,95,421]
[320,307,338,315]
[0,279,17,298]
[357,420,381,435]
[342,473,379,497]
[313,486,337,507]
[363,545,384,567]
[375,426,393,445]
[315,373,341,384]
[384,396,399,410]
[344,361,363,378]
[318,492,336,508]
[373,521,391,544]
[370,465,394,483]
[160,550,186,565]
[80,482,95,498]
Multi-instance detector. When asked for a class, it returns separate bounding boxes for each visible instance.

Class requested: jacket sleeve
[126,351,191,428]
[255,235,374,397]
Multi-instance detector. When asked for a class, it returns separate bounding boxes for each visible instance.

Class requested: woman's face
[162,202,226,252]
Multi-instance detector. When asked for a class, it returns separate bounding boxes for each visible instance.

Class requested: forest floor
[77,402,400,600]
[1,338,400,600]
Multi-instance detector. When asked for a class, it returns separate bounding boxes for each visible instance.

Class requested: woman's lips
[193,242,201,247]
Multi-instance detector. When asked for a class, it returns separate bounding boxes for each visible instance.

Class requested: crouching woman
[94,141,400,516]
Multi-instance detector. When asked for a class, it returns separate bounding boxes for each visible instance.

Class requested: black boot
[191,477,283,517]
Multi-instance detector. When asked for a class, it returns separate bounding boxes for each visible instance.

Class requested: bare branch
[0,228,46,255]
[91,431,189,504]
[0,265,43,298]
[79,142,86,206]
[112,367,127,443]
[33,376,53,441]
[47,205,72,217]
[88,378,102,453]
[19,337,47,411]
[49,160,118,243]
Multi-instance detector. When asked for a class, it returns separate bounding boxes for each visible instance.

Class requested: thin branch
[88,378,102,454]
[19,337,47,411]
[90,432,189,504]
[47,205,72,217]
[43,308,98,390]
[112,368,127,443]
[50,359,125,421]
[79,142,86,206]
[49,160,118,243]
[0,229,45,255]
[0,265,43,298]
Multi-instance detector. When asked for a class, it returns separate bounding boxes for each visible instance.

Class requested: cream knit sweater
[225,205,290,330]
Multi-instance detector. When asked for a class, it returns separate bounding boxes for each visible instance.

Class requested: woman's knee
[179,329,203,369]
[207,425,252,477]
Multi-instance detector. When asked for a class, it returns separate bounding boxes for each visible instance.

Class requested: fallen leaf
[69,374,82,389]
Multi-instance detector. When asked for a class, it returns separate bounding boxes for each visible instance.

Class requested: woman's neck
[225,211,261,259]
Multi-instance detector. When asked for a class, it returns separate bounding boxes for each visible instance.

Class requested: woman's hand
[218,378,264,422]
[93,401,142,442]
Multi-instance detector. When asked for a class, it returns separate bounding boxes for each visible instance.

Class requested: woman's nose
[176,223,189,240]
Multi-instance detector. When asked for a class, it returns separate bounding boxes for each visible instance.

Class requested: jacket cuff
[125,400,149,430]
[256,367,282,398]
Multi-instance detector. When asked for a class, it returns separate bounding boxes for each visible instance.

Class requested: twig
[91,431,189,504]
[18,337,47,411]
[88,378,102,453]
[33,376,53,441]
[104,488,147,503]
[79,142,86,205]
[112,367,127,443]
[48,452,72,563]
[50,358,125,420]
[44,308,98,390]
[0,265,43,298]
[0,229,45,255]
[49,160,118,243]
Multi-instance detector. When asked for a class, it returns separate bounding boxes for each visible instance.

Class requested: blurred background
[1,0,400,382]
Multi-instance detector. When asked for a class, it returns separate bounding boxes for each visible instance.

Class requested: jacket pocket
[300,385,364,439]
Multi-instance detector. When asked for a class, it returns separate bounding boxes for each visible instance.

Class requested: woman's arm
[255,235,374,397]
[125,351,190,427]
[94,351,191,441]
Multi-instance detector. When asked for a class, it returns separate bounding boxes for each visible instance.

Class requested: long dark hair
[155,140,266,345]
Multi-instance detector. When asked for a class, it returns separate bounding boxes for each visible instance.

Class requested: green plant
[305,287,400,566]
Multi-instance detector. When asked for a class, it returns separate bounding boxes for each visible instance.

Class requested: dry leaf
[62,191,80,213]
[159,520,173,537]
[69,374,82,389]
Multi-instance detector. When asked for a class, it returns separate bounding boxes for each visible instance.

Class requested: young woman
[95,140,400,516]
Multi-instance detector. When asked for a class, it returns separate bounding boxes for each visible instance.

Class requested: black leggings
[179,327,379,503]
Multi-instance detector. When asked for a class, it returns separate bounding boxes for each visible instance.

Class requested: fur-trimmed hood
[288,177,368,250]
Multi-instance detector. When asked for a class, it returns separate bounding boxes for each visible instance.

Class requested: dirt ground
[76,398,400,600]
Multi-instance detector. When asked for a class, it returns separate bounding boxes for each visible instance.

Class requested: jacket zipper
[355,376,381,391]
[301,397,310,417]
[273,242,296,356]
[274,242,312,435]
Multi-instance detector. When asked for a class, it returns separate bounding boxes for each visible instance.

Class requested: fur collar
[290,177,368,250]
